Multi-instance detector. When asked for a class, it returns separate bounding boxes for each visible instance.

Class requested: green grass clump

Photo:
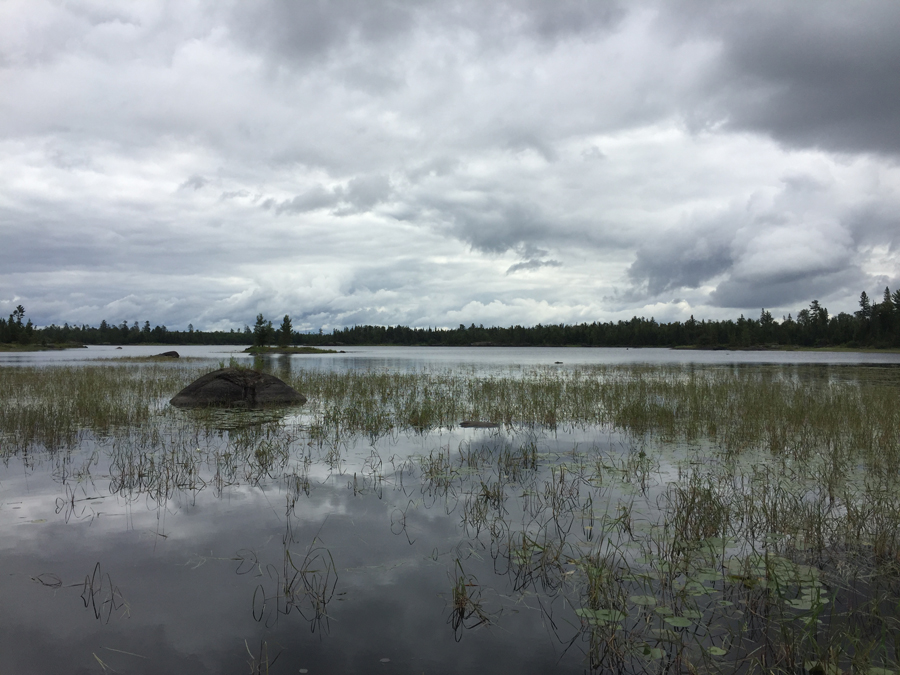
[0,365,199,453]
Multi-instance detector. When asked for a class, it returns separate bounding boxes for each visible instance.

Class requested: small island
[243,345,342,355]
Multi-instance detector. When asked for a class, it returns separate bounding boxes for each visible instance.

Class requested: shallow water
[1,422,630,673]
[3,348,900,674]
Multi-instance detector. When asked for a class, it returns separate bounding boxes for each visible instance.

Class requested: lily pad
[630,595,657,606]
[664,616,693,628]
[640,645,666,660]
[576,608,626,625]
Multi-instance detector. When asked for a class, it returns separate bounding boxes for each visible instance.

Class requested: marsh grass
[447,559,493,640]
[0,364,195,452]
[245,640,281,675]
[4,362,900,672]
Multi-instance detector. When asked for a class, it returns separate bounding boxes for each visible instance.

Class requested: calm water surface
[4,343,900,369]
[3,346,900,674]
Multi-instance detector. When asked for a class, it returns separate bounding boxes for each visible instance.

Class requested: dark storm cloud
[271,174,392,216]
[628,226,734,295]
[663,0,900,155]
[711,267,864,311]
[417,184,601,257]
[625,161,900,312]
[227,0,420,63]
[503,131,559,163]
[273,185,340,214]
[508,0,626,41]
[337,174,393,212]
[227,0,626,65]
[845,204,900,249]
[445,200,557,254]
[506,259,562,275]
[179,174,208,191]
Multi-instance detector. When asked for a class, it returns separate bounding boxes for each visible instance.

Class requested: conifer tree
[279,315,292,347]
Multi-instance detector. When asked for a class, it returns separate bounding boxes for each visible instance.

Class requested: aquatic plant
[4,361,900,672]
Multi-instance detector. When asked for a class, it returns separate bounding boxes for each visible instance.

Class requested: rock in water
[170,367,306,408]
[158,350,180,358]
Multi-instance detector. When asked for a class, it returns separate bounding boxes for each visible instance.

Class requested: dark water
[3,346,900,674]
[2,424,622,673]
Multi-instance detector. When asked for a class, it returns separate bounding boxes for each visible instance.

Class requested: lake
[5,343,900,369]
[3,346,900,674]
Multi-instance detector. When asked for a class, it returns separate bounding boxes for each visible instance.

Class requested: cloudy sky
[2,0,899,332]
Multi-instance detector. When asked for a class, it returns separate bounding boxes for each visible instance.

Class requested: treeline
[0,312,252,346]
[3,288,900,349]
[294,291,899,349]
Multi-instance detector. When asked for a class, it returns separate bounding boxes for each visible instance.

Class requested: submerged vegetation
[3,361,900,672]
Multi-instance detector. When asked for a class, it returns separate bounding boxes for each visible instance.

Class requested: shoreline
[4,342,900,355]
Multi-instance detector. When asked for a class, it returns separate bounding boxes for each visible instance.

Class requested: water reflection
[275,354,293,381]
[4,359,900,673]
[239,514,339,634]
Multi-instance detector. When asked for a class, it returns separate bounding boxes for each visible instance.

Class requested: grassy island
[243,345,342,355]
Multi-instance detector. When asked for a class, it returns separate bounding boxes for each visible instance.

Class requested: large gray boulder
[170,367,306,408]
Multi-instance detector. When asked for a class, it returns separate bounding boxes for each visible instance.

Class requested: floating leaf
[795,564,820,582]
[654,606,674,616]
[649,628,681,642]
[694,571,721,583]
[630,595,657,606]
[707,646,728,656]
[576,608,626,624]
[641,645,666,660]
[664,616,692,628]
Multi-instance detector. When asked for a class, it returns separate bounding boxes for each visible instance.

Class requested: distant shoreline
[4,342,900,355]
[0,342,87,352]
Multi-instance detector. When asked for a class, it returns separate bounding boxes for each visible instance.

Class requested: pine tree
[279,315,292,347]
[253,314,272,347]
[857,291,872,320]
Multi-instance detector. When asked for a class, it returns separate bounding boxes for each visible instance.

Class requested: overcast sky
[2,0,899,331]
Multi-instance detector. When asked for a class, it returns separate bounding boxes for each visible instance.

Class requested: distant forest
[3,288,900,349]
